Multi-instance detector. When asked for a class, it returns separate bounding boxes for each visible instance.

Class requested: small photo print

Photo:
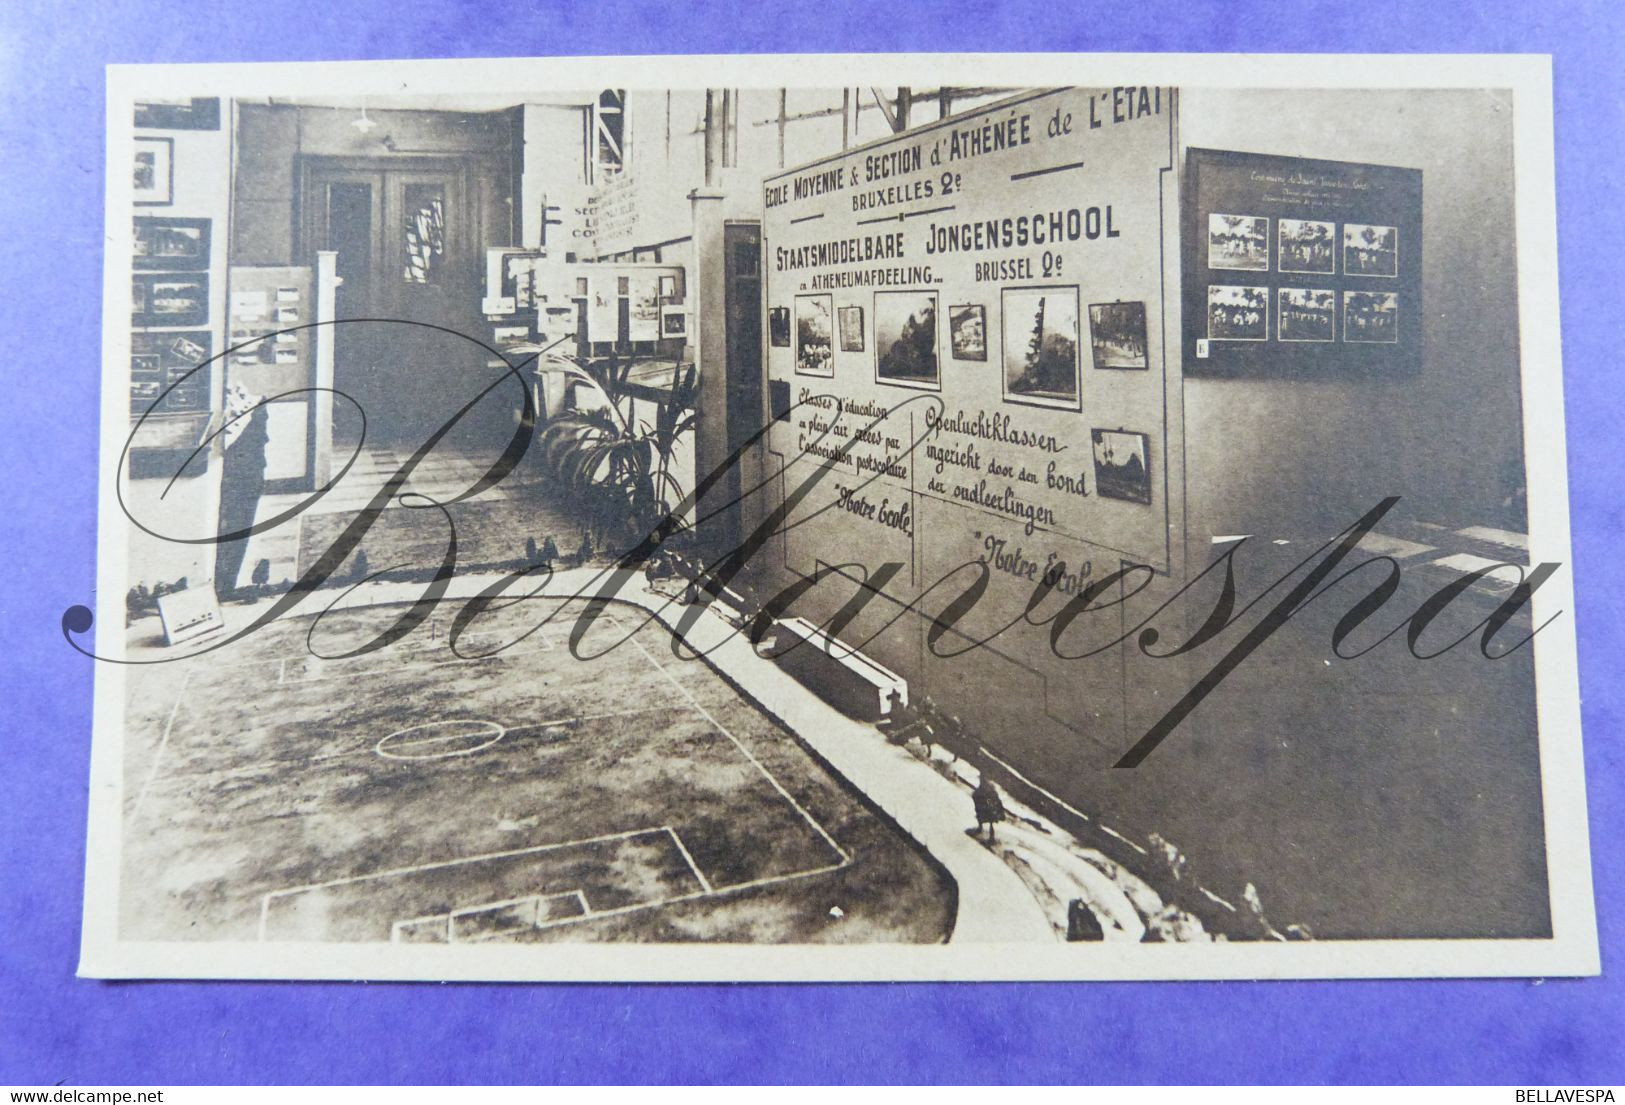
[795,294,834,377]
[1208,213,1269,271]
[133,273,209,328]
[838,305,864,352]
[1087,301,1149,370]
[1344,223,1399,277]
[769,306,791,348]
[662,310,687,337]
[1091,429,1153,505]
[1278,288,1336,343]
[133,216,210,271]
[1002,287,1081,408]
[948,303,986,361]
[133,137,172,206]
[1207,285,1269,342]
[874,290,940,390]
[1344,290,1399,343]
[1278,218,1336,275]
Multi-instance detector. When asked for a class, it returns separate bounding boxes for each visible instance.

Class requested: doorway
[300,157,495,447]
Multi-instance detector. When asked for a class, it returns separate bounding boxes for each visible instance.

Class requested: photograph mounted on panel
[838,305,864,352]
[1345,291,1399,343]
[133,216,210,271]
[661,309,686,338]
[1087,301,1149,369]
[1278,288,1336,343]
[1182,149,1422,376]
[795,294,834,377]
[134,97,221,130]
[130,331,211,415]
[1207,285,1269,342]
[874,290,939,390]
[768,306,791,348]
[1002,287,1081,407]
[1208,213,1269,271]
[132,273,208,328]
[1344,223,1399,277]
[948,303,986,361]
[1091,428,1153,505]
[133,137,172,206]
[1278,218,1336,275]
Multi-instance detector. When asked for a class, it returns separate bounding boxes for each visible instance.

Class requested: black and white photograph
[768,305,790,347]
[1345,289,1399,342]
[948,302,986,360]
[1206,283,1269,341]
[133,136,172,206]
[1208,213,1269,271]
[1344,222,1400,277]
[795,293,834,376]
[1087,300,1149,369]
[78,66,1595,995]
[1278,218,1336,274]
[1278,288,1336,342]
[131,272,207,327]
[873,290,939,389]
[133,215,209,270]
[1090,428,1152,504]
[838,304,864,352]
[1001,286,1080,407]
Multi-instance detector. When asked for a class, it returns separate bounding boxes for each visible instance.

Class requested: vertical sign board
[759,88,1179,764]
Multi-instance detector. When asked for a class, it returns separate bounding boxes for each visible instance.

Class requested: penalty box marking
[628,632,851,869]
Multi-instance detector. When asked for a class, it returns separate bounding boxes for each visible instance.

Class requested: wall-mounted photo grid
[1184,149,1420,375]
[130,216,212,415]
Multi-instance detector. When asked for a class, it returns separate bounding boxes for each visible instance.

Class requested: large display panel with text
[757,87,1182,768]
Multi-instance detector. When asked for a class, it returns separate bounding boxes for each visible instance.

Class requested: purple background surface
[1,0,1620,1085]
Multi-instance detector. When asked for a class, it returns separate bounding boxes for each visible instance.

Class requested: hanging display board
[760,87,1178,597]
[1182,148,1423,377]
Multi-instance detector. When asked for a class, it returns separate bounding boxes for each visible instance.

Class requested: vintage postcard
[81,53,1596,981]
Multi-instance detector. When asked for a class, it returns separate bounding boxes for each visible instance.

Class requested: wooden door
[304,159,486,445]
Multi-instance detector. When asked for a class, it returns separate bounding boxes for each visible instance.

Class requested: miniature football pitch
[120,595,953,945]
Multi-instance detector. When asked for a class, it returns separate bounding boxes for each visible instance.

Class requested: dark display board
[1183,148,1422,377]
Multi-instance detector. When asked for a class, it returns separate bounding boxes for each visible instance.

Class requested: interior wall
[1179,88,1526,544]
[125,112,233,593]
[232,104,518,267]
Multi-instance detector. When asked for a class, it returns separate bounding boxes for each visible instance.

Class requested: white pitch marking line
[664,825,714,894]
[130,668,192,822]
[628,633,850,865]
[301,703,685,765]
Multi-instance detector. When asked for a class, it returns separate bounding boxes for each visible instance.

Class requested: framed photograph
[1091,428,1153,505]
[948,303,986,361]
[658,275,677,299]
[795,294,834,377]
[838,305,864,352]
[1279,288,1337,342]
[133,216,210,271]
[873,290,939,390]
[130,330,211,414]
[1278,218,1336,274]
[1344,223,1399,277]
[1087,301,1149,370]
[662,309,687,337]
[1001,286,1080,408]
[1207,284,1269,342]
[1344,290,1399,343]
[133,137,173,206]
[132,273,209,328]
[1183,149,1422,376]
[768,305,791,347]
[1208,213,1269,271]
[134,97,221,131]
